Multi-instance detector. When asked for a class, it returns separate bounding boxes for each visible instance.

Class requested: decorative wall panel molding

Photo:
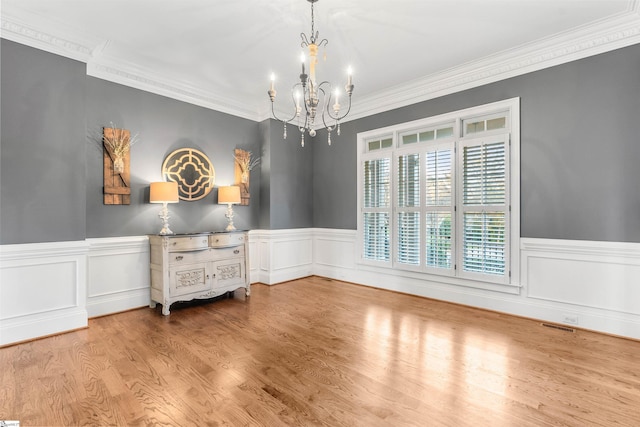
[311,230,640,340]
[4,233,640,344]
[249,229,313,285]
[86,236,150,318]
[0,240,88,346]
[521,238,640,315]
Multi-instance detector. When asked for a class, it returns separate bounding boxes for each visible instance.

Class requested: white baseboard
[0,240,88,346]
[86,236,150,318]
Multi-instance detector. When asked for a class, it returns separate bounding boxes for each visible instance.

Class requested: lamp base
[225,203,236,231]
[158,203,174,235]
[159,225,174,235]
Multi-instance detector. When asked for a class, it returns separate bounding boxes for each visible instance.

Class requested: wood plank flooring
[1,276,639,426]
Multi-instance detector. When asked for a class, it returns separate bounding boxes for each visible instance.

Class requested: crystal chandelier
[267,0,354,147]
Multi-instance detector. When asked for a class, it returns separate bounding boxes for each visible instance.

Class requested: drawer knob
[175,255,184,261]
[234,249,240,254]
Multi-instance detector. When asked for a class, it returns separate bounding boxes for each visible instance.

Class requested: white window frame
[457,133,510,285]
[359,134,394,268]
[357,98,520,293]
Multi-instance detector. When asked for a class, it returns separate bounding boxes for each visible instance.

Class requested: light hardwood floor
[1,277,639,426]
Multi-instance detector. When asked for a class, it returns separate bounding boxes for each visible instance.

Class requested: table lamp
[150,181,179,234]
[218,186,241,231]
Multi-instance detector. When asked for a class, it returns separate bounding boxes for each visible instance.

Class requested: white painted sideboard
[149,231,249,315]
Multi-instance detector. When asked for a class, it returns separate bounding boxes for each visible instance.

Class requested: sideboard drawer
[209,233,246,248]
[168,248,210,265]
[211,245,245,259]
[168,235,209,251]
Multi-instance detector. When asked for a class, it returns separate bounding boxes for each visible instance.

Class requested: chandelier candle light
[268,0,354,147]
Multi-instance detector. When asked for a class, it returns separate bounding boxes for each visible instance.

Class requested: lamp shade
[218,186,241,204]
[150,181,179,203]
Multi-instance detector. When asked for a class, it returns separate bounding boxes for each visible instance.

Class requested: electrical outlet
[562,314,578,325]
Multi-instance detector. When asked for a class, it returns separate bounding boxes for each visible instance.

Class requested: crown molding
[342,4,640,123]
[0,6,261,121]
[3,3,640,124]
[85,53,259,121]
[0,9,96,62]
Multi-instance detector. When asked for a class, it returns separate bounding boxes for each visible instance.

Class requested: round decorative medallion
[162,148,215,201]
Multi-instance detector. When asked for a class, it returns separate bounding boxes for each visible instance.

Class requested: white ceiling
[2,0,639,122]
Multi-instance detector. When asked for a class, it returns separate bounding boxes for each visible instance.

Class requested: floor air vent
[541,323,575,333]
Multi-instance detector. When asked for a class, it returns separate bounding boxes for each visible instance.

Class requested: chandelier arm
[324,93,353,122]
[299,113,309,132]
[316,82,333,131]
[300,33,311,48]
[270,99,298,124]
[316,80,354,121]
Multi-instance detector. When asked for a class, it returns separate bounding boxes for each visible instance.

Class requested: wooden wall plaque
[234,148,251,206]
[103,127,131,205]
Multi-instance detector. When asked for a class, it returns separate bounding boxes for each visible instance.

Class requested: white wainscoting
[0,240,88,346]
[3,232,640,345]
[520,238,640,339]
[86,236,150,318]
[249,229,313,285]
[311,230,640,340]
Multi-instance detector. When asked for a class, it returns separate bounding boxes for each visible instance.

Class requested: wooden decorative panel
[103,127,131,205]
[234,148,251,206]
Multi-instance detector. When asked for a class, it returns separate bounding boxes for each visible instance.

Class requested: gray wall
[4,38,640,244]
[1,39,266,244]
[85,77,262,237]
[264,120,313,229]
[1,40,87,244]
[313,43,640,243]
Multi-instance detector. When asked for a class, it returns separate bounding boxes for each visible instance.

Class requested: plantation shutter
[396,153,420,266]
[458,135,509,280]
[425,146,454,271]
[362,157,391,262]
